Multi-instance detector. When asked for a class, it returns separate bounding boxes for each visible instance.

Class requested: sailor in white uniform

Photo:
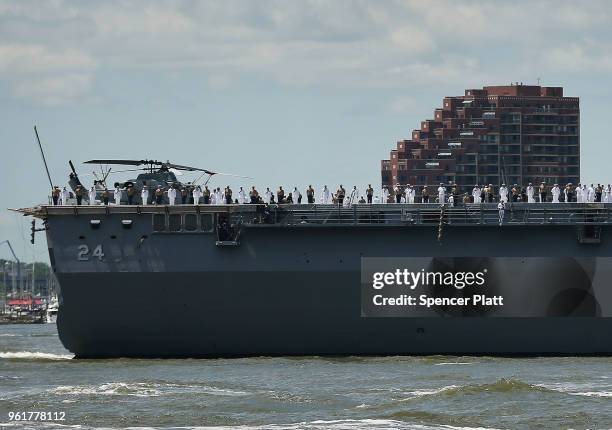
[551,184,560,203]
[322,186,331,204]
[215,187,225,205]
[349,186,358,205]
[168,187,176,205]
[238,187,246,204]
[382,187,389,204]
[437,183,446,204]
[293,187,302,204]
[498,201,505,225]
[605,185,612,203]
[373,195,380,204]
[499,184,508,203]
[264,188,272,204]
[141,186,148,205]
[526,183,535,203]
[472,185,481,204]
[210,188,216,205]
[113,186,121,205]
[587,184,595,203]
[193,186,202,205]
[217,187,224,203]
[88,187,97,205]
[61,187,70,206]
[406,185,415,204]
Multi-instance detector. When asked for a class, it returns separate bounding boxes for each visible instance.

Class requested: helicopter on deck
[68,159,250,204]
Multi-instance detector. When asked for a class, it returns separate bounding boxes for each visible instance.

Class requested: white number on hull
[77,244,104,261]
[77,245,89,261]
[92,245,105,260]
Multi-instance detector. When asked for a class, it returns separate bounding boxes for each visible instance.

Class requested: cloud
[0,0,611,105]
[390,27,435,54]
[12,73,93,106]
[543,41,612,74]
[0,43,96,105]
[389,95,417,114]
[92,4,193,36]
[0,44,96,74]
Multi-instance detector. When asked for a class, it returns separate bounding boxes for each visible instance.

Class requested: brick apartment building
[381,84,580,192]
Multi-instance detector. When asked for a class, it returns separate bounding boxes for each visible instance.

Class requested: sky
[1,0,612,262]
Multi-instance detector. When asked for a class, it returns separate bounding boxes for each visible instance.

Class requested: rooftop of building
[464,83,564,98]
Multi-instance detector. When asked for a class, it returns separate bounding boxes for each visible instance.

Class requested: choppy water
[1,325,611,429]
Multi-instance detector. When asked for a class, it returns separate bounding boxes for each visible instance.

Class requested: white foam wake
[0,351,74,360]
[401,385,460,399]
[50,382,160,397]
[117,421,502,430]
[0,420,502,430]
[538,382,612,398]
[48,382,250,398]
[433,362,476,366]
[567,390,612,398]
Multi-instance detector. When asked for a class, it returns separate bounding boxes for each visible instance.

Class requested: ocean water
[0,325,611,430]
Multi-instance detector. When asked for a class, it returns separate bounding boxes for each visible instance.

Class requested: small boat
[46,297,59,324]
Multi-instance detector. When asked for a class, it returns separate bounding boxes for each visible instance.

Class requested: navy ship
[15,197,612,357]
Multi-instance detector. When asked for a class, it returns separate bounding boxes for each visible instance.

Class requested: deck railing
[238,204,612,227]
[18,203,612,227]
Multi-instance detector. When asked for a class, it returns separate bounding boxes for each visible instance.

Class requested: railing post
[353,204,357,225]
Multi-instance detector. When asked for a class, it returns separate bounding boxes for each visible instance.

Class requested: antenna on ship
[34,126,54,190]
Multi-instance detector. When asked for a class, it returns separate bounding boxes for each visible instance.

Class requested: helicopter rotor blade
[165,163,215,174]
[84,159,152,166]
[102,168,145,175]
[211,171,254,179]
[84,159,168,167]
[82,159,251,179]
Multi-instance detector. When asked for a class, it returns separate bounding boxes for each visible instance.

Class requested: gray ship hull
[56,271,612,358]
[31,203,612,357]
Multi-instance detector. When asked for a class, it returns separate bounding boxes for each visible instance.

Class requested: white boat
[46,297,59,324]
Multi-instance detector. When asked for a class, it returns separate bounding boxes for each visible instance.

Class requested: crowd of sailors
[50,182,612,206]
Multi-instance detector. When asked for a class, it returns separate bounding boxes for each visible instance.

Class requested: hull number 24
[77,244,105,261]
